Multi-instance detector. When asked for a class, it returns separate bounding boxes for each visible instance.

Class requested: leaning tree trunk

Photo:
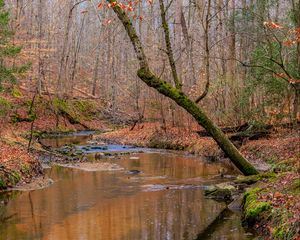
[108,1,258,176]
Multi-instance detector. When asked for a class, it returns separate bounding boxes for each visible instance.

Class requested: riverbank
[0,142,43,190]
[96,122,299,169]
[0,91,110,191]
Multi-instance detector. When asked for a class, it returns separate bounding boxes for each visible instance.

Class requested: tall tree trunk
[159,0,182,90]
[69,14,86,96]
[291,0,300,123]
[195,0,211,103]
[109,1,258,175]
[92,42,101,96]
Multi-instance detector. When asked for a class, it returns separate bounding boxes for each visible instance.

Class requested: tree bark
[109,0,258,175]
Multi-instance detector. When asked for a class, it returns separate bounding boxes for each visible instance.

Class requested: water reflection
[39,134,93,148]
[0,153,252,240]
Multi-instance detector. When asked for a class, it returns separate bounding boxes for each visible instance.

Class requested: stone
[127,170,142,175]
[205,188,232,201]
[216,182,236,191]
[228,195,243,211]
[204,184,234,202]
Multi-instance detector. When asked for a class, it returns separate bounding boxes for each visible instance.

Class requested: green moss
[52,98,97,124]
[243,187,271,226]
[52,98,80,124]
[266,156,278,164]
[8,171,21,186]
[0,171,21,189]
[272,222,298,240]
[74,100,95,113]
[290,178,300,194]
[0,177,6,189]
[0,97,12,117]
[11,86,22,97]
[21,164,31,175]
[273,225,286,239]
[235,172,276,185]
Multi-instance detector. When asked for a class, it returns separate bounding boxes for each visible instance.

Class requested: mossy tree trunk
[108,0,258,176]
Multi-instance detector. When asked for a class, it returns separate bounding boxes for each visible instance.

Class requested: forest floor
[0,91,299,239]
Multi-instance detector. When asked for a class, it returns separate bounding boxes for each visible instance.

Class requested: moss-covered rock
[242,188,271,226]
[204,185,233,202]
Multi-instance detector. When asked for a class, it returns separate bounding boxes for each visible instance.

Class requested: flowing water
[0,133,253,240]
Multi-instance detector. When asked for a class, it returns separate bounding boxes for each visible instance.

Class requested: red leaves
[284,28,300,46]
[118,2,127,10]
[97,2,103,9]
[288,79,300,84]
[127,5,134,11]
[273,72,286,79]
[103,19,113,25]
[272,73,300,85]
[97,0,148,23]
[97,0,147,16]
[283,40,298,46]
[263,21,300,47]
[263,21,283,29]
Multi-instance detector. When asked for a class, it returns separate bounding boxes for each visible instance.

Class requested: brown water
[0,135,253,240]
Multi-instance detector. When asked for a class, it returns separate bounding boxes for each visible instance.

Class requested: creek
[0,132,253,240]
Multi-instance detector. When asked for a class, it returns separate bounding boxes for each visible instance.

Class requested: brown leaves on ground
[254,172,300,239]
[0,141,43,189]
[241,137,300,163]
[0,142,35,170]
[99,122,219,156]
